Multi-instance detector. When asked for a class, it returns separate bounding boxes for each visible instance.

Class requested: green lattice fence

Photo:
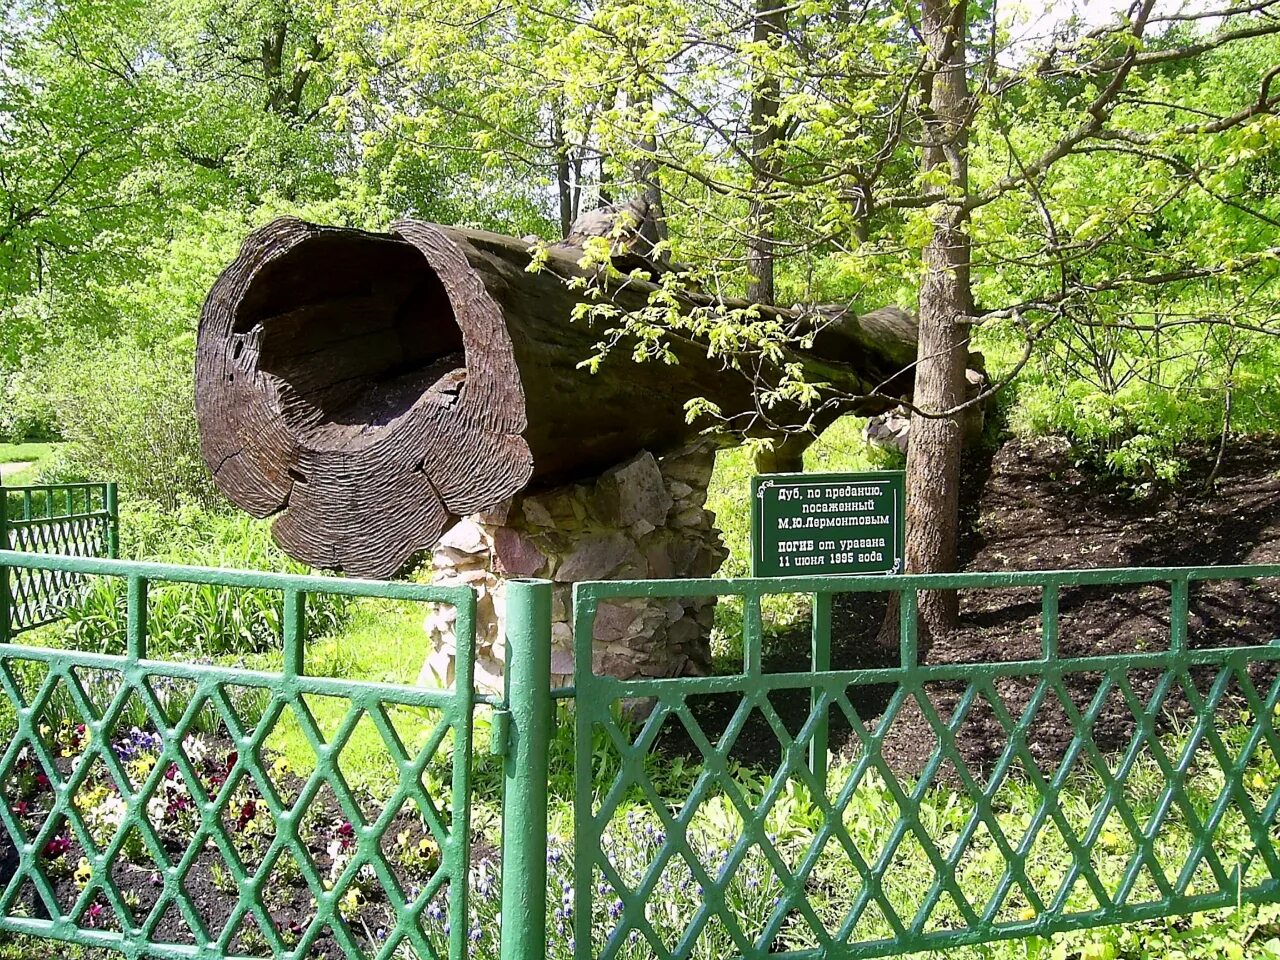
[1,482,119,636]
[3,553,1280,960]
[0,551,478,960]
[571,568,1280,960]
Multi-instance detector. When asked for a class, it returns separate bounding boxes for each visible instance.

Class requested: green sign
[750,470,905,577]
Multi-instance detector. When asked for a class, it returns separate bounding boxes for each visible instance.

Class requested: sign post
[750,470,905,578]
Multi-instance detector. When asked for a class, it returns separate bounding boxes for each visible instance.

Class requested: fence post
[500,577,553,960]
[105,482,119,559]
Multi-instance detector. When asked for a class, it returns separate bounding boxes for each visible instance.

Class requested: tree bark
[907,0,973,637]
[745,0,785,306]
[746,0,793,474]
[552,108,574,238]
[196,217,921,577]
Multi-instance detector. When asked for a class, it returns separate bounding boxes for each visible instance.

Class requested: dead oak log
[196,216,919,577]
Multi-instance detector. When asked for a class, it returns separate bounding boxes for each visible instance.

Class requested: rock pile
[419,443,729,693]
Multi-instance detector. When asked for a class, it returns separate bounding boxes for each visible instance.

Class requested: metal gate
[0,551,478,960]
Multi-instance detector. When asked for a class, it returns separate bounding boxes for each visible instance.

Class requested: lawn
[0,442,61,486]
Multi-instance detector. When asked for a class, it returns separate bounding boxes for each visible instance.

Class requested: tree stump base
[419,443,728,693]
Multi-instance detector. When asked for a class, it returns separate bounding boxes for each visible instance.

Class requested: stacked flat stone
[420,443,728,693]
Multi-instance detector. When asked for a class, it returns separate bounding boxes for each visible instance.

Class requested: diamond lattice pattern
[579,660,1280,960]
[0,654,470,960]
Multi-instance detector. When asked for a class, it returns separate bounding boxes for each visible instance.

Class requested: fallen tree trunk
[196,217,919,577]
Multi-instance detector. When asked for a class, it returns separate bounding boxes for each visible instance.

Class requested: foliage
[1010,331,1280,482]
[0,371,58,444]
[31,334,213,509]
[50,508,352,659]
[321,0,1280,483]
[0,0,1275,503]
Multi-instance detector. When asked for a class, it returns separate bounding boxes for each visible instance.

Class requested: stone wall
[420,443,728,693]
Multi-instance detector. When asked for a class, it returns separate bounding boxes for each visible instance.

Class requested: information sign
[750,470,905,577]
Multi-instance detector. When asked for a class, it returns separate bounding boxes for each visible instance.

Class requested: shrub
[39,333,214,509]
[0,368,59,442]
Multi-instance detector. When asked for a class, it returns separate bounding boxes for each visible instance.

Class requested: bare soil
[666,435,1280,778]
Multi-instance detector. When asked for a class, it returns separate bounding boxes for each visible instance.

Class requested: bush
[39,333,214,509]
[58,508,353,659]
[999,323,1280,485]
[0,368,59,442]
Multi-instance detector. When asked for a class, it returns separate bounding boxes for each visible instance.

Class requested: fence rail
[1,481,119,637]
[0,550,477,960]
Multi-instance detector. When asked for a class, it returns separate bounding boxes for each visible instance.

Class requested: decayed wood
[196,216,922,577]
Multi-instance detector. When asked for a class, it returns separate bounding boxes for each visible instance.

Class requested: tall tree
[908,0,974,634]
[320,0,1280,631]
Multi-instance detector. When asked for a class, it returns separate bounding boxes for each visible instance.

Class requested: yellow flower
[128,754,156,779]
[339,887,364,917]
[74,858,93,888]
[1019,906,1037,922]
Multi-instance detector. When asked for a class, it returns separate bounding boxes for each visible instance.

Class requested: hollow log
[196,216,920,577]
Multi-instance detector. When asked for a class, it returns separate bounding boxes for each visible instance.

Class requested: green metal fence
[571,567,1280,960]
[0,550,478,960]
[1,481,119,637]
[1,550,1279,960]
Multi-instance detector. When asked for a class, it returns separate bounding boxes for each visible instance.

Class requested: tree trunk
[552,108,573,238]
[747,0,795,473]
[746,0,785,305]
[906,0,973,638]
[196,217,920,577]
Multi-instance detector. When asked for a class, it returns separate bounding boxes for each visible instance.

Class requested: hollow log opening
[232,232,467,445]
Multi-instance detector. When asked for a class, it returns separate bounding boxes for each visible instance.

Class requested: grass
[0,441,60,485]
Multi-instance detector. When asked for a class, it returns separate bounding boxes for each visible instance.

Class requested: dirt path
[0,460,34,479]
